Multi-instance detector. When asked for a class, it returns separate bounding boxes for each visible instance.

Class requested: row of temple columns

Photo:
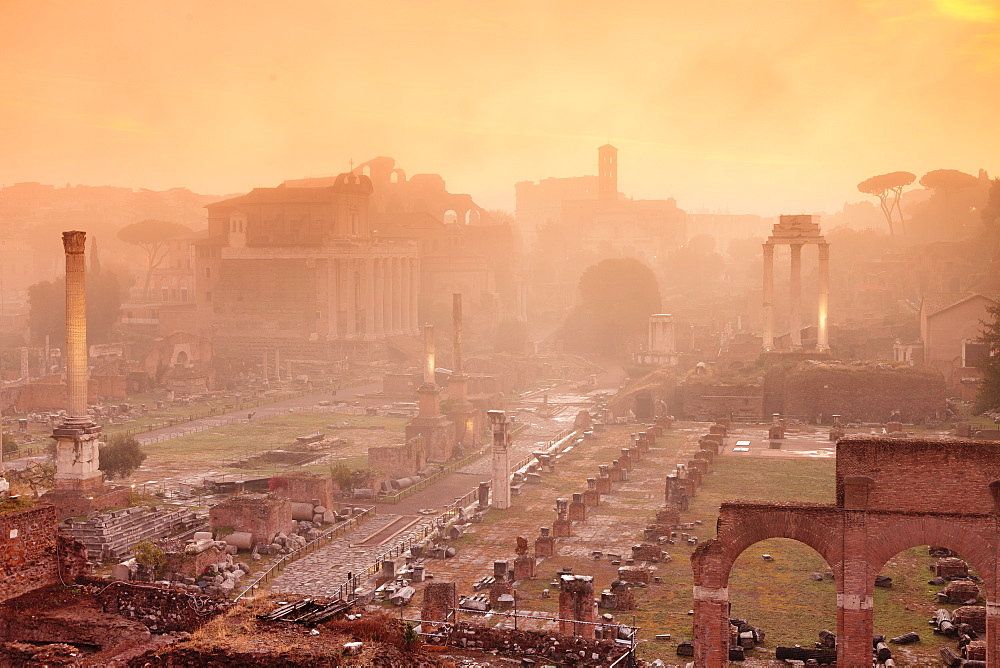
[762,241,829,351]
[326,255,419,340]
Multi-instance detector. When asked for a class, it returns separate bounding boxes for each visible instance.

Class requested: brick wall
[0,504,89,604]
[269,473,335,509]
[836,437,1000,515]
[209,494,292,546]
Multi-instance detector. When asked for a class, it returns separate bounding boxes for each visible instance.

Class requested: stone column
[423,324,435,384]
[401,258,411,337]
[392,258,402,335]
[789,242,803,349]
[373,259,385,336]
[365,258,376,340]
[63,232,89,423]
[327,259,339,340]
[762,243,775,351]
[817,242,830,352]
[410,259,420,333]
[346,260,358,339]
[489,410,511,510]
[54,231,102,491]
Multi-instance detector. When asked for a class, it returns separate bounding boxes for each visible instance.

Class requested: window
[180,287,188,302]
[205,267,211,279]
[161,287,169,302]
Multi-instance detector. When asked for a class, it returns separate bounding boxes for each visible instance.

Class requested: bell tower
[598,144,618,201]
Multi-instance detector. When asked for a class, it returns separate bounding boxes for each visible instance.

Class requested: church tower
[598,144,618,201]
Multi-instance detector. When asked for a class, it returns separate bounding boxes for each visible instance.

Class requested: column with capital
[401,258,411,336]
[790,243,803,349]
[817,242,830,352]
[365,258,376,340]
[762,243,775,351]
[409,258,420,333]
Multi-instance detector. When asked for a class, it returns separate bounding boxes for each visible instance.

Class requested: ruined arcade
[692,435,1000,667]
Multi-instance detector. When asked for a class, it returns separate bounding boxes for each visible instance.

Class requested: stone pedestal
[52,425,104,491]
[513,554,535,580]
[568,493,587,521]
[583,487,600,507]
[421,582,457,623]
[405,412,456,463]
[535,528,555,558]
[559,575,596,638]
[596,475,611,494]
[553,515,572,538]
[619,449,633,472]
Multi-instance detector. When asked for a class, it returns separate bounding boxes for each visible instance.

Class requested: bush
[99,435,147,480]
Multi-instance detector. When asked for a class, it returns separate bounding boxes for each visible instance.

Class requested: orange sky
[1,0,998,216]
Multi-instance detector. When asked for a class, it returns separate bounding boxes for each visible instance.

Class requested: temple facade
[197,172,420,359]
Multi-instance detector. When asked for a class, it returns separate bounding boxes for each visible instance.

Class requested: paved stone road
[268,384,597,597]
[269,512,439,597]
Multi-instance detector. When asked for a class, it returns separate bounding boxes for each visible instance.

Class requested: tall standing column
[54,231,102,491]
[410,259,420,334]
[327,259,339,340]
[393,258,403,335]
[789,243,803,349]
[817,242,830,352]
[373,259,385,336]
[365,258,376,340]
[489,410,511,510]
[64,231,90,424]
[401,259,411,336]
[762,243,775,351]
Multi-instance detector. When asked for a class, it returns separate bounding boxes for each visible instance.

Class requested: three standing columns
[761,241,830,351]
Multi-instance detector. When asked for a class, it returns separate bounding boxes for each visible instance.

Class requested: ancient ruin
[692,436,1000,666]
[762,215,830,352]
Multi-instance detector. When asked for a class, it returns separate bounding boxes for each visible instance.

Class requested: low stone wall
[423,621,627,666]
[82,577,230,633]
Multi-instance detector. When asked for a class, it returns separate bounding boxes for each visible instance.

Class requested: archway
[727,538,838,656]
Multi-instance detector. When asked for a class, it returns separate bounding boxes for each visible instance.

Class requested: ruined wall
[83,578,230,633]
[269,473,334,510]
[681,380,762,420]
[0,505,89,604]
[836,437,1000,515]
[369,437,426,479]
[423,621,626,666]
[209,494,292,546]
[783,363,946,422]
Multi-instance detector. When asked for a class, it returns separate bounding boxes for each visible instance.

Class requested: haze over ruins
[0,2,999,667]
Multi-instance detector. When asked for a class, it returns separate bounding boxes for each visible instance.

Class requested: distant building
[197,172,420,360]
[918,291,998,393]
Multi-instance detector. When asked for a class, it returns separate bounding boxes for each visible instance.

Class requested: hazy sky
[1,0,998,215]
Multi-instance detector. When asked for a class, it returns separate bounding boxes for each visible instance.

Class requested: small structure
[209,493,292,547]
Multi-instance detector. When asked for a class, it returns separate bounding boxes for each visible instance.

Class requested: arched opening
[443,209,458,225]
[872,544,984,663]
[727,538,838,656]
[174,350,189,368]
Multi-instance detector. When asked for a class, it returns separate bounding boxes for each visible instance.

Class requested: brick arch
[864,515,997,599]
[705,506,843,587]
